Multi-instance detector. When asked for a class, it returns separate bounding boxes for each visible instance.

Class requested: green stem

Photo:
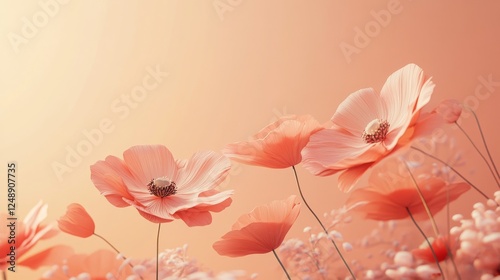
[156,223,161,280]
[292,166,356,279]
[273,249,291,280]
[406,208,445,280]
[411,146,492,201]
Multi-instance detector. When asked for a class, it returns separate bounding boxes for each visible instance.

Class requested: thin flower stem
[2,270,6,280]
[445,186,462,280]
[402,160,440,237]
[410,146,492,201]
[455,122,500,187]
[272,249,291,280]
[93,232,145,280]
[291,166,356,279]
[402,161,461,279]
[406,208,445,280]
[156,223,161,280]
[467,108,500,181]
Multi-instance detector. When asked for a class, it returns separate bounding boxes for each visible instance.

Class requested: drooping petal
[302,127,379,176]
[90,156,135,207]
[338,162,373,193]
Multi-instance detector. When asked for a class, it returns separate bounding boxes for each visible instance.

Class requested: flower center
[362,119,389,144]
[147,177,177,198]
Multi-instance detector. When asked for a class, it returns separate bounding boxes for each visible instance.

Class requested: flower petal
[175,151,231,194]
[332,88,388,136]
[381,64,435,149]
[18,245,73,269]
[123,145,179,185]
[90,156,135,207]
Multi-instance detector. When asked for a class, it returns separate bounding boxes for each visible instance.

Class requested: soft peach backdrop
[1,1,499,279]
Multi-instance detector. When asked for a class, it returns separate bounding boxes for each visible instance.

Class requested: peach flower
[0,201,72,271]
[223,115,323,168]
[40,249,132,280]
[213,195,301,257]
[91,145,233,226]
[302,64,449,192]
[57,203,95,238]
[434,99,462,123]
[346,169,470,221]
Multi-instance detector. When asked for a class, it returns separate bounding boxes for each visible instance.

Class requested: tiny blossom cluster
[451,191,500,279]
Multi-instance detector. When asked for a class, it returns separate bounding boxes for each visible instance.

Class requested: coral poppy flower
[58,203,95,238]
[40,250,132,280]
[90,145,233,226]
[302,64,450,192]
[213,195,301,257]
[412,236,452,263]
[223,115,323,168]
[346,165,470,220]
[0,201,72,271]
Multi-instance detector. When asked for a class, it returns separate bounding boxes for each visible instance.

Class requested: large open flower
[302,64,447,192]
[223,115,323,168]
[0,201,72,271]
[213,195,301,257]
[90,145,233,226]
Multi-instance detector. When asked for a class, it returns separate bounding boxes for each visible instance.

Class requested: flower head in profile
[91,145,233,226]
[302,64,451,192]
[213,195,301,257]
[58,203,95,238]
[346,160,470,221]
[0,201,72,271]
[223,115,323,168]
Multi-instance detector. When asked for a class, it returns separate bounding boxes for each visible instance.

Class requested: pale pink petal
[18,245,73,269]
[302,127,379,176]
[122,145,179,185]
[175,151,231,194]
[381,64,435,149]
[90,156,135,207]
[338,163,373,193]
[331,88,388,135]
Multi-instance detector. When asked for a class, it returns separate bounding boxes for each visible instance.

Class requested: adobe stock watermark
[51,65,169,182]
[7,0,71,54]
[213,0,243,21]
[460,74,499,119]
[339,0,407,64]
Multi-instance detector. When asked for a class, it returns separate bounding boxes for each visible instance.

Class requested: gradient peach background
[1,1,499,279]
